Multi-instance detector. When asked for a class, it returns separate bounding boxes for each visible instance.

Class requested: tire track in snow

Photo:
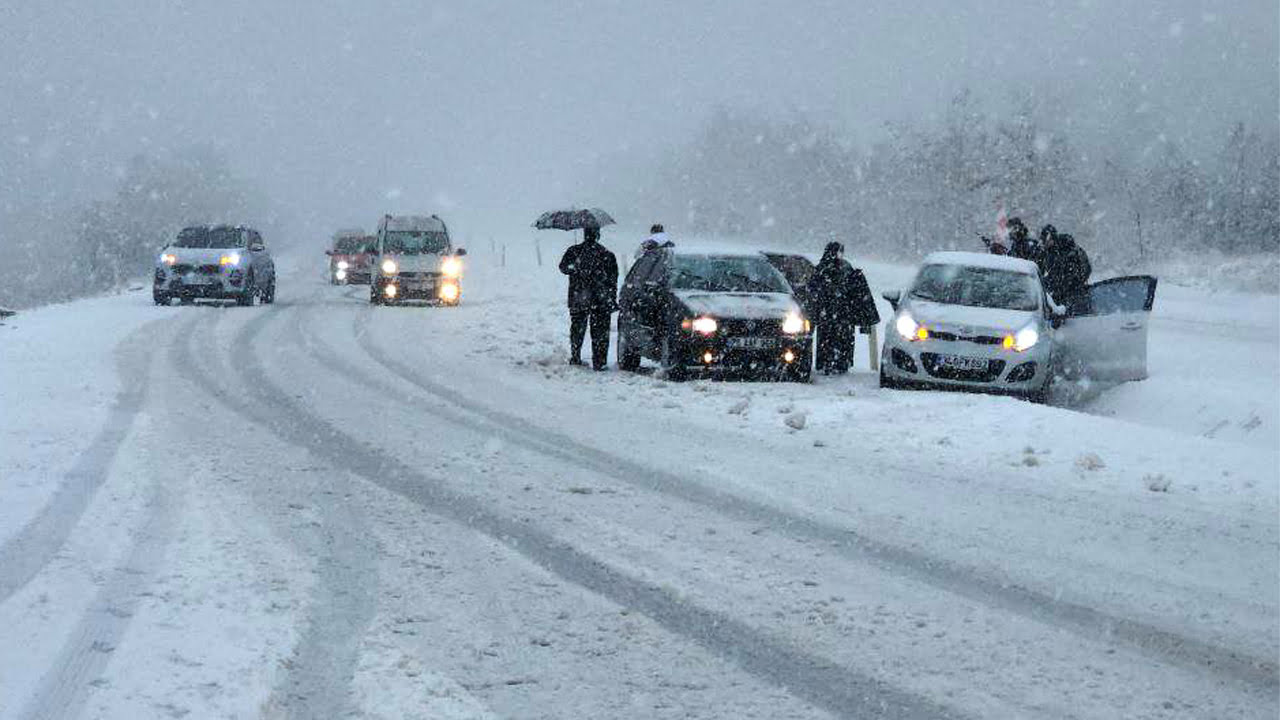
[233,304,961,719]
[0,318,164,605]
[168,305,379,720]
[17,343,178,720]
[344,308,1280,694]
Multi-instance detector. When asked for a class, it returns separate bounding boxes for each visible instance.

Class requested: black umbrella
[533,208,616,231]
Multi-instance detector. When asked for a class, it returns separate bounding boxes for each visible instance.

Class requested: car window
[173,227,246,249]
[383,231,449,254]
[671,255,790,294]
[910,264,1040,311]
[626,253,659,288]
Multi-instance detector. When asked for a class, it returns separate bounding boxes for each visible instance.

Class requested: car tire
[660,334,686,382]
[237,272,256,306]
[153,290,169,306]
[261,277,276,304]
[617,325,640,371]
[879,368,898,389]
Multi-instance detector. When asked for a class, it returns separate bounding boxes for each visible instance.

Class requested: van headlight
[440,257,462,277]
[1004,323,1040,352]
[782,312,807,334]
[381,259,398,274]
[895,312,928,341]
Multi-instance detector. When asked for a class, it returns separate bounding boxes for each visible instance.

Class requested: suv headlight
[381,259,398,274]
[160,253,177,265]
[219,252,241,266]
[440,257,462,277]
[895,312,928,341]
[782,312,807,334]
[1004,323,1040,352]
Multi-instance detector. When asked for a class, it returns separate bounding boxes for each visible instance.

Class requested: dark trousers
[570,309,612,368]
[815,323,856,374]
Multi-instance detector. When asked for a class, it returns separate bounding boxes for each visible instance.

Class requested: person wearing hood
[804,241,880,374]
[1006,217,1040,262]
[636,223,671,257]
[558,226,619,370]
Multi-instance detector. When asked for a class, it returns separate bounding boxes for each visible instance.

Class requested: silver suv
[154,225,277,306]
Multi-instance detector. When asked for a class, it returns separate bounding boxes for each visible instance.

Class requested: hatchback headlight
[381,259,398,274]
[895,312,928,341]
[1004,323,1040,352]
[440,257,462,278]
[782,312,807,334]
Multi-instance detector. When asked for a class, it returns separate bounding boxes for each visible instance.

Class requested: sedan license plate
[727,336,777,350]
[936,354,988,371]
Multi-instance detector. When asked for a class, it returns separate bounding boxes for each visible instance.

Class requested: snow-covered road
[2,243,1276,719]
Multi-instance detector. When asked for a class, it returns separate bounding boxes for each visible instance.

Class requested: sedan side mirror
[454,248,467,257]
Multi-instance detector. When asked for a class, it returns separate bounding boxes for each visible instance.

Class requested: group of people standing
[989,217,1093,310]
[555,225,879,375]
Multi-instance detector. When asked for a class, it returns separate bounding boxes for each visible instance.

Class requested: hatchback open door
[1053,276,1157,382]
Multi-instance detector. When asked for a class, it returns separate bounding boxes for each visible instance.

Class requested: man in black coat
[805,242,880,374]
[558,226,619,370]
[1007,217,1041,262]
[1039,231,1092,312]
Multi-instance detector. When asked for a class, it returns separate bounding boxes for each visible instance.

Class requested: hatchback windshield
[910,264,1041,311]
[335,237,368,254]
[671,255,790,294]
[384,231,449,254]
[174,227,245,249]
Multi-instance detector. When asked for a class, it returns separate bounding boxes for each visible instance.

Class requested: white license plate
[936,354,988,371]
[727,337,777,350]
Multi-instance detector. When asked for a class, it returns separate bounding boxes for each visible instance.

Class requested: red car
[326,232,374,285]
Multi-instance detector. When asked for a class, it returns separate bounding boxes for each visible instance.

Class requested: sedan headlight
[1004,323,1040,352]
[440,256,462,278]
[219,252,241,266]
[160,253,177,265]
[895,312,928,341]
[782,312,807,334]
[381,258,398,274]
[337,260,350,270]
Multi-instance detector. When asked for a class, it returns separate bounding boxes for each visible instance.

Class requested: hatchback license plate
[727,336,777,350]
[936,354,987,371]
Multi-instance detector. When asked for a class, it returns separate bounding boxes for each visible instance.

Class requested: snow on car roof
[384,215,446,232]
[922,251,1039,274]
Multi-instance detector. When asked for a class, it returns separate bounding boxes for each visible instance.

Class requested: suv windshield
[335,237,368,253]
[174,227,246,249]
[671,255,790,294]
[384,231,449,254]
[910,264,1041,311]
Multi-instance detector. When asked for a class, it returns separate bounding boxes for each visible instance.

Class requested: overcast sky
[1,0,1275,244]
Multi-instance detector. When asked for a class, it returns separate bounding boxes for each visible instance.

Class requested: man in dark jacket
[558,226,619,370]
[1039,231,1092,312]
[805,242,880,374]
[1007,217,1040,262]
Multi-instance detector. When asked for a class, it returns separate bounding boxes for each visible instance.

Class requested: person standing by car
[805,242,879,374]
[1007,217,1040,262]
[558,226,619,370]
[1039,230,1092,313]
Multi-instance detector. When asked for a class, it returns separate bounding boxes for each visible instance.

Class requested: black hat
[650,223,664,234]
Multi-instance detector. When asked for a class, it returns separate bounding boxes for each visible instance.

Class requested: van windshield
[384,231,449,254]
[910,264,1041,311]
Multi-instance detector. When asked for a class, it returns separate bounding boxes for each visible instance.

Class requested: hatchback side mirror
[882,289,901,309]
[454,248,467,257]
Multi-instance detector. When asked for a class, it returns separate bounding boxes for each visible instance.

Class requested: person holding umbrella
[557,225,619,370]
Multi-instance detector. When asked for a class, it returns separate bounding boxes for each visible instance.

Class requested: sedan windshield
[384,231,449,254]
[671,255,790,294]
[910,264,1040,311]
[174,227,245,249]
